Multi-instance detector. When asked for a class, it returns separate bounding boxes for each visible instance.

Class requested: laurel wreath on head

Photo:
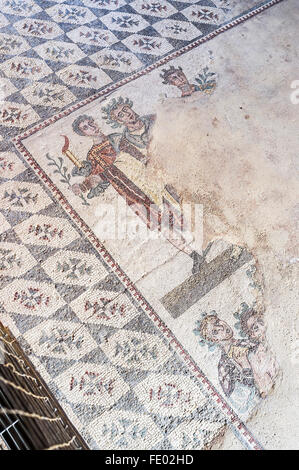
[160,65,183,84]
[102,96,133,128]
[193,310,218,351]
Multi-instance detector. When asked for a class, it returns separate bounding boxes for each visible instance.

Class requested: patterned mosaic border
[9,0,285,451]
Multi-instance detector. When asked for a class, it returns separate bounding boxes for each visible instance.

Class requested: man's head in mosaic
[235,308,266,343]
[194,313,234,350]
[160,66,189,87]
[72,115,100,137]
[102,97,139,128]
[200,314,234,344]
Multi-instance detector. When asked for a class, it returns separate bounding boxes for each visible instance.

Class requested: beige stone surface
[148,0,299,449]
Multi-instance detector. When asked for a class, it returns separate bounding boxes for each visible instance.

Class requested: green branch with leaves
[46,153,90,206]
[195,67,217,94]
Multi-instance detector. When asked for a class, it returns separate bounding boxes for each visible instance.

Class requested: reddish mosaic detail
[3,188,38,208]
[0,157,14,172]
[150,383,192,408]
[70,371,116,397]
[66,70,98,86]
[192,8,220,22]
[21,20,54,36]
[85,298,126,320]
[79,30,110,43]
[14,287,50,311]
[132,37,162,52]
[1,106,28,125]
[28,223,64,242]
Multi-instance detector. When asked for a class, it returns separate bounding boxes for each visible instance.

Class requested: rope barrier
[0,343,25,364]
[0,376,48,401]
[2,362,38,383]
[0,408,61,422]
[44,436,76,451]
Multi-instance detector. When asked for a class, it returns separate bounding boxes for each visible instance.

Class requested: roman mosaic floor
[0,0,298,450]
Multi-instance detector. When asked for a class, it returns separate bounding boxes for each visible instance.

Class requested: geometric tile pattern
[21,82,76,109]
[0,181,51,212]
[14,214,79,248]
[89,409,164,450]
[0,242,36,277]
[134,373,208,416]
[13,18,63,40]
[23,320,98,360]
[54,362,130,407]
[1,57,53,81]
[100,330,173,371]
[0,33,30,56]
[56,64,112,90]
[70,290,140,327]
[0,103,40,129]
[1,0,41,17]
[42,250,108,286]
[1,279,65,317]
[0,152,25,179]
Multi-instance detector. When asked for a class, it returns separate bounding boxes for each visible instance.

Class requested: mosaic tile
[167,418,224,450]
[66,25,119,48]
[13,18,64,40]
[1,278,65,316]
[56,64,112,90]
[152,18,202,40]
[89,409,163,450]
[134,373,208,417]
[130,0,178,18]
[0,102,40,128]
[0,181,52,212]
[21,82,76,109]
[13,214,79,248]
[100,12,151,34]
[42,249,108,287]
[0,151,25,179]
[0,33,30,56]
[23,320,98,361]
[100,330,173,371]
[0,242,37,277]
[83,0,127,11]
[181,5,227,25]
[70,290,140,328]
[90,48,144,74]
[45,4,97,26]
[122,34,174,56]
[54,361,130,407]
[0,57,53,81]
